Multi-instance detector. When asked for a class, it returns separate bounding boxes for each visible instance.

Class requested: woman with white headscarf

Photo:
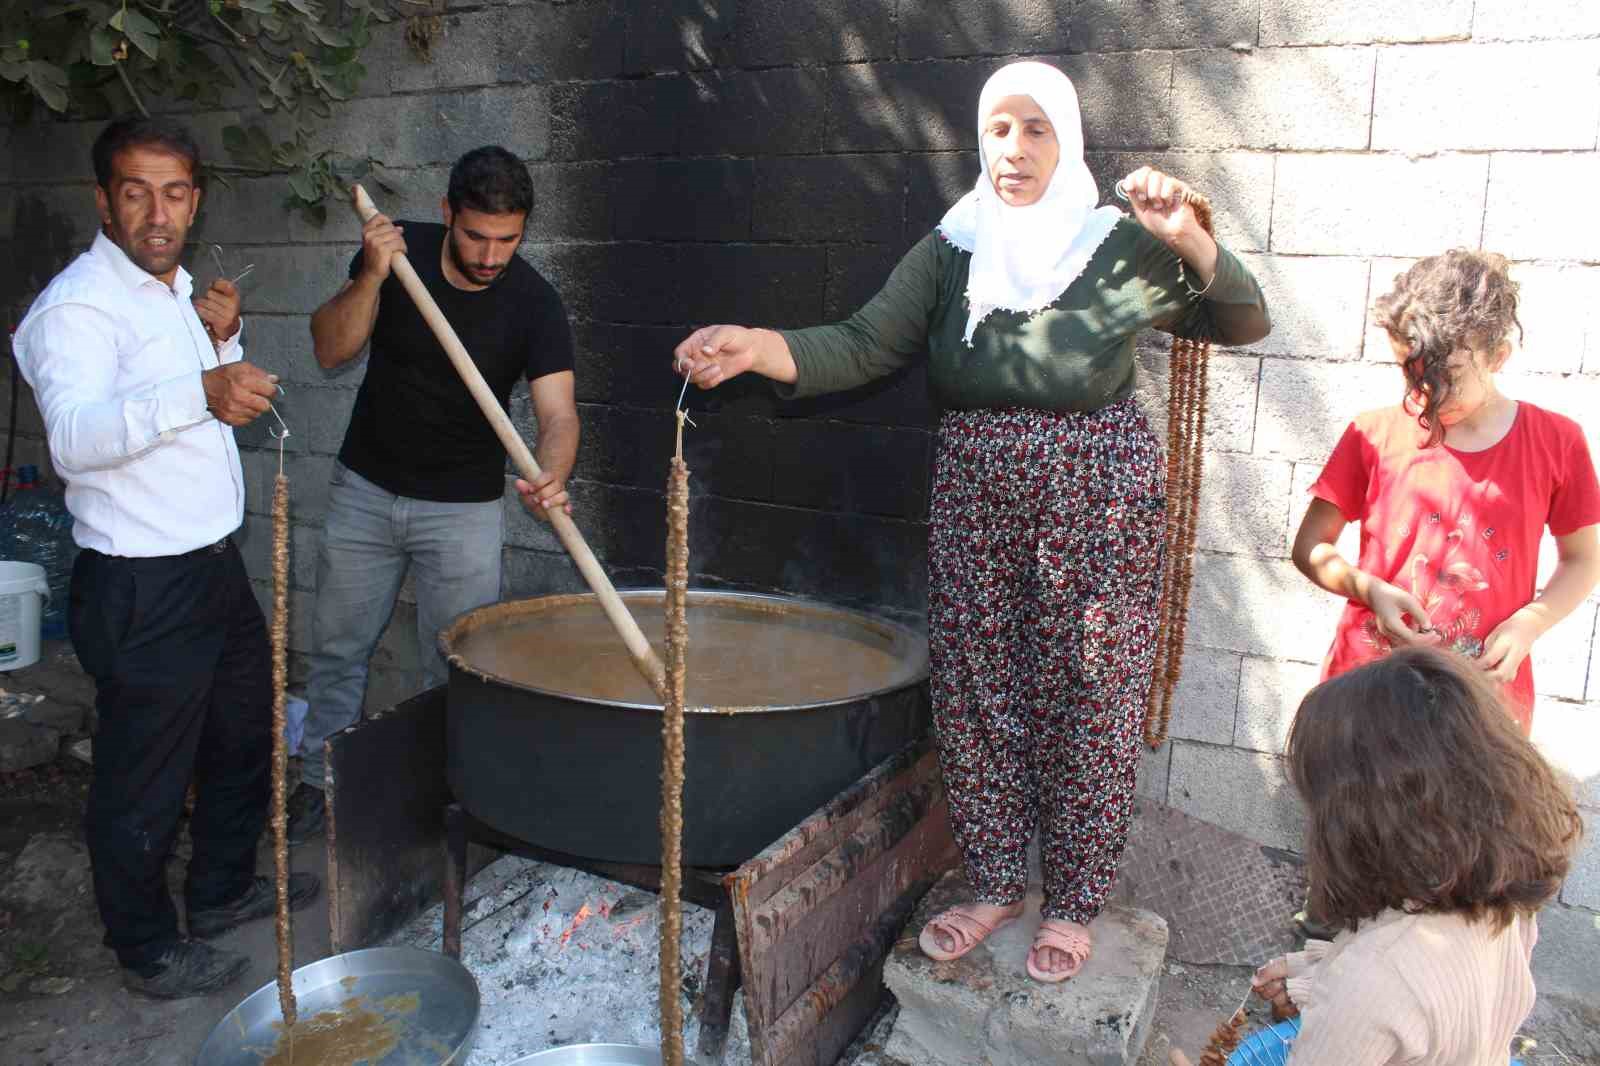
[675,61,1269,981]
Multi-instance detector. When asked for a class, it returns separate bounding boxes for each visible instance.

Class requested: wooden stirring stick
[349,184,667,700]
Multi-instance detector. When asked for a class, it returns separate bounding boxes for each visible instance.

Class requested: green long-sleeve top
[778,217,1270,412]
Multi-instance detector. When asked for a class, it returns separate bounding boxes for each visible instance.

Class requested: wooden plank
[728,741,958,1066]
[327,686,474,952]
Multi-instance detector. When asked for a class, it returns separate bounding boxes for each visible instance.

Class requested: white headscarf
[938,62,1122,345]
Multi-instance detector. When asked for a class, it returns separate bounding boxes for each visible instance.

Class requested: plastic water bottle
[0,465,79,640]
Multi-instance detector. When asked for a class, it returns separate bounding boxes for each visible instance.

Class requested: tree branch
[114,60,150,117]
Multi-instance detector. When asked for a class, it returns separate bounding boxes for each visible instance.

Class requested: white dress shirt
[13,231,247,557]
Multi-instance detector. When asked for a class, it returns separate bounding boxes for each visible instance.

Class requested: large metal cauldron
[439,590,929,866]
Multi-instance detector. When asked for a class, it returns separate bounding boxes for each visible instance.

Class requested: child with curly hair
[1171,647,1583,1066]
[1292,249,1600,733]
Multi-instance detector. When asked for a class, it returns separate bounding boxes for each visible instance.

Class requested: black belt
[179,536,232,559]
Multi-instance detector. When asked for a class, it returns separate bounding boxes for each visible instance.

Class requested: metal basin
[509,1046,661,1065]
[440,590,930,866]
[195,946,478,1066]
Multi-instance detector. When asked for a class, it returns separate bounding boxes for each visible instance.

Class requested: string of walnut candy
[657,410,691,1066]
[1143,189,1214,750]
[270,417,298,1032]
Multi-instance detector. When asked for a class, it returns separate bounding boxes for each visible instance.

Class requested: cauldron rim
[438,588,929,713]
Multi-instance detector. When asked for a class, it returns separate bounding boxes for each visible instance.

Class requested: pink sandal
[917,906,1020,962]
[1026,919,1091,982]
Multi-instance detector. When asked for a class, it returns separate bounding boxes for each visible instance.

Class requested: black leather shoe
[188,873,321,940]
[121,939,250,999]
[285,782,327,846]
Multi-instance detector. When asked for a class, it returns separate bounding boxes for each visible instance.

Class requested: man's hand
[516,471,571,522]
[357,212,407,284]
[193,278,242,346]
[202,362,278,426]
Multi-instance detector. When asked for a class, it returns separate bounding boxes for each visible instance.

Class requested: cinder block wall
[3,1,1597,906]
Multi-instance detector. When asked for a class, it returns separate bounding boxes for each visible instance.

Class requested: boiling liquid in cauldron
[453,598,912,706]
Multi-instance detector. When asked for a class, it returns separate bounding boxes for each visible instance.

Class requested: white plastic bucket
[0,561,50,670]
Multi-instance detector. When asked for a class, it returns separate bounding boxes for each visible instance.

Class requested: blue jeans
[1225,1018,1521,1066]
[298,463,502,788]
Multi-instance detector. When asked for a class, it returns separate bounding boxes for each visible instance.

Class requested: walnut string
[1197,1007,1248,1066]
[658,411,690,1066]
[1143,191,1215,750]
[270,426,298,1033]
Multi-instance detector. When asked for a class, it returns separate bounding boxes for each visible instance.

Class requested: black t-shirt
[337,221,574,502]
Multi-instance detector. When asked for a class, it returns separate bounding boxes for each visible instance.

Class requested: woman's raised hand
[1251,956,1300,1019]
[673,325,798,388]
[1119,165,1205,246]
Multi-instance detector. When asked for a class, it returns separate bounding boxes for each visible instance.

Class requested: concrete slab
[882,870,1168,1066]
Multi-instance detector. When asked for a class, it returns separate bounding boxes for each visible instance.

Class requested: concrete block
[0,717,58,773]
[1286,461,1361,560]
[883,870,1167,1066]
[1254,359,1401,463]
[611,158,754,242]
[0,186,13,241]
[1374,43,1600,152]
[771,420,930,519]
[1086,152,1275,253]
[754,155,904,243]
[523,162,612,242]
[1166,647,1242,746]
[1271,153,1489,257]
[679,68,828,157]
[897,0,1067,59]
[318,87,550,168]
[1234,253,1370,360]
[238,314,318,386]
[1188,552,1343,663]
[1262,0,1471,44]
[1473,0,1600,41]
[1133,352,1260,457]
[1195,453,1294,557]
[1058,53,1176,150]
[623,0,730,73]
[550,76,688,161]
[824,243,906,321]
[1170,48,1375,151]
[366,12,501,94]
[1510,263,1598,376]
[291,522,321,592]
[1484,153,1600,263]
[732,0,895,65]
[674,244,828,327]
[500,0,625,81]
[284,454,335,525]
[1533,601,1597,703]
[8,117,123,182]
[9,186,99,256]
[1235,657,1322,755]
[500,546,585,599]
[1168,741,1306,851]
[234,244,357,315]
[1360,257,1416,362]
[1135,740,1171,802]
[1563,809,1600,909]
[905,152,978,240]
[1530,698,1600,809]
[1070,0,1257,50]
[825,61,984,153]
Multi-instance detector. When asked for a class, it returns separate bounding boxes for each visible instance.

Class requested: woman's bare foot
[917,901,1025,961]
[1026,918,1092,982]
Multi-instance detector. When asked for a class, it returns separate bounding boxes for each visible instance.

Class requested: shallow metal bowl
[508,1046,661,1065]
[195,946,479,1065]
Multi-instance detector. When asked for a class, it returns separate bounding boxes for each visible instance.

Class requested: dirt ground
[0,641,1596,1065]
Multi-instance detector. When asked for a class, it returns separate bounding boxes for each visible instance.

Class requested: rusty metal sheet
[327,686,492,952]
[728,737,959,1066]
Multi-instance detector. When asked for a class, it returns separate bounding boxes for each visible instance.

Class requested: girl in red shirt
[1293,250,1600,733]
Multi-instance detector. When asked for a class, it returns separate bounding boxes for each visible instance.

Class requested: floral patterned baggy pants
[927,400,1166,924]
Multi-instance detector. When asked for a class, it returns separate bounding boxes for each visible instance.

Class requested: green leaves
[107,7,159,60]
[25,60,69,111]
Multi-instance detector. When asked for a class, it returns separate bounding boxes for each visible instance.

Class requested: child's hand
[1252,956,1300,1018]
[1365,580,1441,647]
[1168,1051,1194,1066]
[1480,609,1541,683]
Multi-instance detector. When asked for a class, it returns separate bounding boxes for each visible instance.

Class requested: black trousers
[69,538,270,969]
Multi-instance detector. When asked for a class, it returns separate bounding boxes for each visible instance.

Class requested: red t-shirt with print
[1309,402,1600,730]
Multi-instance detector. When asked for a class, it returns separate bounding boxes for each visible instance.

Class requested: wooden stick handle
[351,184,666,699]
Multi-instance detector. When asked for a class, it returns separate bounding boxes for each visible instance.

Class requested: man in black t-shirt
[287,147,578,841]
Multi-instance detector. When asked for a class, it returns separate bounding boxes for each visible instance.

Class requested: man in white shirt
[12,115,319,999]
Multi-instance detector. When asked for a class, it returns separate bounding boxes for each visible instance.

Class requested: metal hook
[674,367,697,429]
[267,385,291,441]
